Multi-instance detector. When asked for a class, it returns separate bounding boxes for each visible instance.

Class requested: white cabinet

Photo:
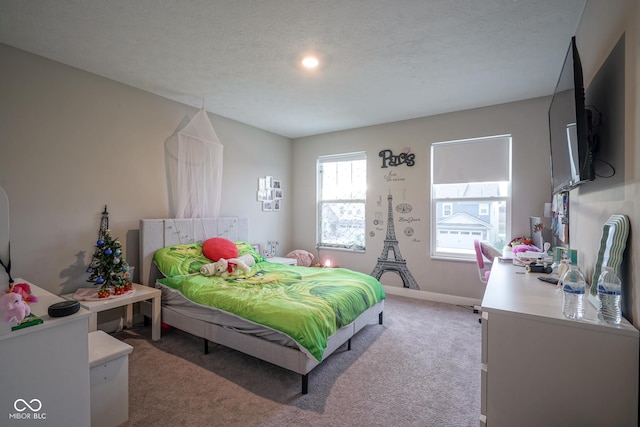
[89,330,133,427]
[0,280,91,427]
[481,262,638,427]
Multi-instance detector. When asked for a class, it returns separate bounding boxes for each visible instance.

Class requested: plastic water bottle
[597,266,622,324]
[561,265,586,320]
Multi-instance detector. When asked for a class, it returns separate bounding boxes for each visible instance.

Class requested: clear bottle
[561,264,586,320]
[597,266,622,324]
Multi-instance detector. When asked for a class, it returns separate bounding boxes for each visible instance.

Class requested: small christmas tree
[86,207,132,298]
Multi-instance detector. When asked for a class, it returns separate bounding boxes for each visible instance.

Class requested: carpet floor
[116,294,482,426]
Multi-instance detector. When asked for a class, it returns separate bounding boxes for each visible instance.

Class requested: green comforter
[157,262,386,361]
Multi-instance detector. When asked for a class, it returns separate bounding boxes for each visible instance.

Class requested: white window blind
[431,135,511,259]
[432,135,510,184]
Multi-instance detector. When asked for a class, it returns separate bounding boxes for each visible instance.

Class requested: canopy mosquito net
[176,108,223,218]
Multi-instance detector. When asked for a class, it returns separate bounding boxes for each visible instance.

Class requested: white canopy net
[176,108,223,218]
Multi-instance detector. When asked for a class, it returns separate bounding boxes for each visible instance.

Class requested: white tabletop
[481,260,638,337]
[1,279,89,340]
[66,283,160,312]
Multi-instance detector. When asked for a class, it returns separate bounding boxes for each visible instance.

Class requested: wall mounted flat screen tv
[548,36,594,194]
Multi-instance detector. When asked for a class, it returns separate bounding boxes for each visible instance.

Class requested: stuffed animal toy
[212,254,255,278]
[9,282,38,304]
[285,250,315,267]
[1,292,31,326]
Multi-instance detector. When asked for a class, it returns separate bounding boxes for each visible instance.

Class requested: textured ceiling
[0,0,586,138]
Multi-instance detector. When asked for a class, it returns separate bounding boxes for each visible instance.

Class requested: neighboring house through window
[430,135,511,259]
[317,152,367,251]
[442,203,452,217]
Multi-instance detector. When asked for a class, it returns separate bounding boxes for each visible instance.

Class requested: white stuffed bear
[201,254,255,278]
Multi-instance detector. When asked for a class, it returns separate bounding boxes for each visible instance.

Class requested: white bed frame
[139,217,384,394]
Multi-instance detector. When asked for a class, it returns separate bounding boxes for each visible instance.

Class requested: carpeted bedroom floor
[115,294,482,427]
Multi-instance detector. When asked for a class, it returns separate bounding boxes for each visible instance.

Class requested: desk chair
[474,239,499,323]
[474,239,493,285]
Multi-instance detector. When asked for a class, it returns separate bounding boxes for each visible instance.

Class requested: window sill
[430,255,476,263]
[317,246,366,254]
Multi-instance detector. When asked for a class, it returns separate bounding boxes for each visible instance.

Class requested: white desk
[480,261,638,426]
[64,283,161,341]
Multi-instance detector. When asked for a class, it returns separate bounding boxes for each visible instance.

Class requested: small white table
[64,283,161,341]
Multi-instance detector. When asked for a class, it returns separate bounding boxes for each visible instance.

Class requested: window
[431,135,511,259]
[317,152,366,250]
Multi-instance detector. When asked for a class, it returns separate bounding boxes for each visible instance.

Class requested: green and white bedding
[157,262,386,361]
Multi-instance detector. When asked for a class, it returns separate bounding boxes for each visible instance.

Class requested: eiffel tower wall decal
[371,193,420,289]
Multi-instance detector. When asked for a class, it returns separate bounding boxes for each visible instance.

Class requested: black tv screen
[548,36,593,194]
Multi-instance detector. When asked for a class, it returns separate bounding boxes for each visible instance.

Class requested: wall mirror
[0,186,9,287]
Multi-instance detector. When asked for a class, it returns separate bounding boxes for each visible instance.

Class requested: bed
[139,217,385,394]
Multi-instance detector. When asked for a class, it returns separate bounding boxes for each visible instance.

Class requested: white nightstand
[266,256,297,266]
[63,283,161,341]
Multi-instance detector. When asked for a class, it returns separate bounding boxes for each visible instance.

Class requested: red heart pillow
[202,237,238,261]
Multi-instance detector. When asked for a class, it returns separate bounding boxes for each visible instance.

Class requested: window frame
[316,152,367,251]
[430,135,512,260]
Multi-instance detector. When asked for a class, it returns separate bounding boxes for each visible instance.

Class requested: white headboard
[139,217,248,287]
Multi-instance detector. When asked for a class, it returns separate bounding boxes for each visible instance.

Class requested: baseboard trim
[383,285,481,307]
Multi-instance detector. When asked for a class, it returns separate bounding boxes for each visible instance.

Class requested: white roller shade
[432,135,510,184]
[318,151,366,164]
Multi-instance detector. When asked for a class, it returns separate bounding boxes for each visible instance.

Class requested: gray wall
[0,43,292,295]
[1,0,638,328]
[570,0,640,326]
[292,97,552,304]
[291,0,640,326]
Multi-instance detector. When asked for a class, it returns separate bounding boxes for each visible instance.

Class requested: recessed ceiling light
[301,56,319,69]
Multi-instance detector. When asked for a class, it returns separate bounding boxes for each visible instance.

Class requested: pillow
[153,243,211,277]
[203,237,238,261]
[235,241,265,263]
[285,249,315,267]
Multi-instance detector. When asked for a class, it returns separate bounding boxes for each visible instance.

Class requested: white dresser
[89,330,133,427]
[0,280,91,427]
[480,262,639,427]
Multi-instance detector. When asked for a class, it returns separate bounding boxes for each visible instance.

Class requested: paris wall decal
[384,170,405,182]
[370,193,420,289]
[379,148,415,168]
